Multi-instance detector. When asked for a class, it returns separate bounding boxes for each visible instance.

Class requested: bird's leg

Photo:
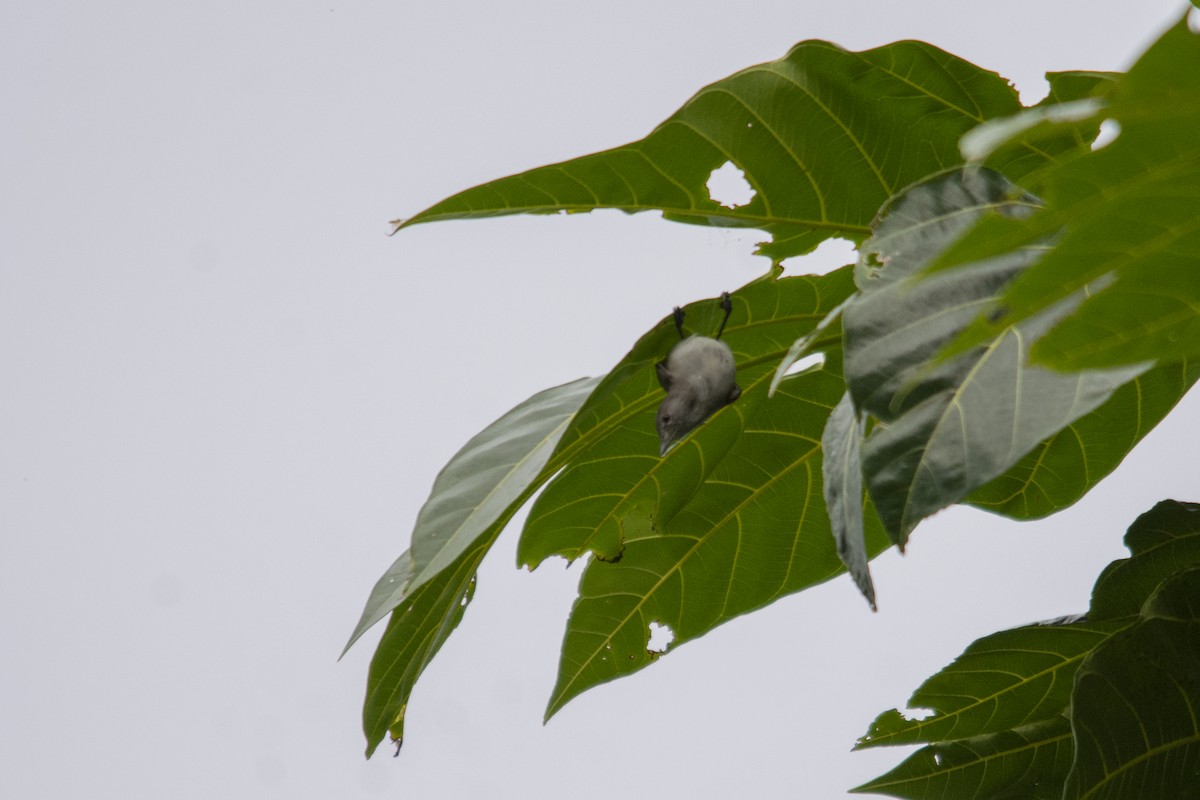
[715,292,733,340]
[673,306,686,340]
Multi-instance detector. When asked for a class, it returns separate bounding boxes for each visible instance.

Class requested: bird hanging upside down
[655,292,741,456]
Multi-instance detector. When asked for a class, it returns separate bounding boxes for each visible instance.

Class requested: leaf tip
[542,697,564,725]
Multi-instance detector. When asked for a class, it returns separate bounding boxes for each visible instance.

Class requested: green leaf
[927,15,1200,369]
[858,499,1200,797]
[821,390,875,610]
[349,377,599,755]
[542,351,890,719]
[858,502,1200,753]
[852,715,1075,800]
[404,376,601,594]
[844,168,1146,546]
[343,549,415,656]
[856,618,1127,749]
[964,71,1117,181]
[1065,567,1200,800]
[518,266,858,568]
[515,267,892,718]
[966,360,1199,519]
[345,376,599,655]
[395,40,1031,261]
[361,546,479,757]
[1040,71,1120,104]
[961,96,1103,164]
[1089,499,1200,621]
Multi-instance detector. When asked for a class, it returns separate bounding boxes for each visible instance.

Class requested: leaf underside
[822,391,875,609]
[844,168,1146,547]
[353,377,599,755]
[928,16,1200,371]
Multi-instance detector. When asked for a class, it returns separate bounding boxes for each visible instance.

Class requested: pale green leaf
[966,362,1199,519]
[345,377,599,654]
[349,378,598,755]
[361,546,480,757]
[926,16,1200,369]
[845,168,1146,546]
[822,390,875,610]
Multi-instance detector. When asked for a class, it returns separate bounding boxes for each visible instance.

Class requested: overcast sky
[3,2,1197,797]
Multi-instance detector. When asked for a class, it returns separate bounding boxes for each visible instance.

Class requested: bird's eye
[662,413,671,423]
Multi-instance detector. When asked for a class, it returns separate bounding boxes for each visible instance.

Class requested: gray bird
[655,293,741,456]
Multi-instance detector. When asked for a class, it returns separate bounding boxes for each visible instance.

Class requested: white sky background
[3,2,1196,797]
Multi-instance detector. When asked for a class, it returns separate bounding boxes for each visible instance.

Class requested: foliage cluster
[347,13,1200,798]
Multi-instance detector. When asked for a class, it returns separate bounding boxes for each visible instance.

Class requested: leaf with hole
[541,347,890,719]
[859,499,1200,798]
[852,715,1075,800]
[928,15,1200,370]
[391,39,1084,261]
[963,70,1117,179]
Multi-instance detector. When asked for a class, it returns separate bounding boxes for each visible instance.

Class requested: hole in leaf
[1092,119,1120,151]
[781,351,826,379]
[779,236,858,276]
[647,621,675,654]
[933,752,943,767]
[900,707,937,721]
[859,249,890,283]
[706,161,755,209]
[1015,77,1050,106]
[1189,6,1200,34]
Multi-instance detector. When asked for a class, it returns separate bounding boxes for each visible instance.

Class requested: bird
[655,292,741,456]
